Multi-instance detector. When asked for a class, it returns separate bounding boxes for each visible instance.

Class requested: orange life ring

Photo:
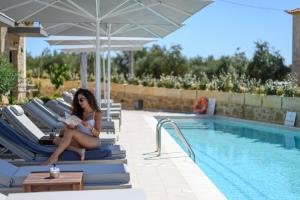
[193,98,208,114]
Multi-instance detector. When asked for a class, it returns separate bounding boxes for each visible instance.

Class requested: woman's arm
[91,111,102,137]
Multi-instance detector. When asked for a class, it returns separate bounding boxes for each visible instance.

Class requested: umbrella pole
[95,19,101,106]
[80,52,88,89]
[102,52,107,102]
[107,24,112,121]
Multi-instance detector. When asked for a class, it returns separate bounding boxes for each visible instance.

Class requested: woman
[43,88,102,165]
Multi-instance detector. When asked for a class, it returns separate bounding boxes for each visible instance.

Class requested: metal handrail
[155,118,195,162]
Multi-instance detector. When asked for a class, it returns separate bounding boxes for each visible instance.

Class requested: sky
[26,0,300,65]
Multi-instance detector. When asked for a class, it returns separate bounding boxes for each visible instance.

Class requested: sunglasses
[78,97,87,103]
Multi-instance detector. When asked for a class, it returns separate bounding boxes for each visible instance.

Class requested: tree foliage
[247,41,290,82]
[50,63,69,89]
[0,54,18,98]
[27,41,290,83]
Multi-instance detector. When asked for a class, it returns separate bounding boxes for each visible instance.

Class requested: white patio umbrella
[49,35,152,120]
[42,22,180,38]
[61,45,144,52]
[46,37,155,46]
[61,45,144,102]
[0,0,213,104]
[0,1,212,25]
[47,37,153,96]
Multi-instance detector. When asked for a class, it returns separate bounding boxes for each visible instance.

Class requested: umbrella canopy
[61,45,144,52]
[46,37,155,46]
[62,45,144,107]
[0,0,212,25]
[0,12,14,27]
[0,0,213,110]
[42,22,179,38]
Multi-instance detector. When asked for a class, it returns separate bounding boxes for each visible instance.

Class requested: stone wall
[36,79,300,127]
[112,84,300,127]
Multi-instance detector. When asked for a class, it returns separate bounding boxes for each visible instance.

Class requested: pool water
[160,117,300,200]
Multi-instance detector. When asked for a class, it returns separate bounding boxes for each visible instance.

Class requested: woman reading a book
[43,88,102,165]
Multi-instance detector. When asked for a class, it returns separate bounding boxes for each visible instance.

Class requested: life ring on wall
[193,97,208,114]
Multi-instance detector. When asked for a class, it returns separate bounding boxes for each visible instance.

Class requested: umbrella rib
[49,24,73,35]
[43,22,67,30]
[152,24,173,33]
[161,2,192,16]
[1,0,33,12]
[90,22,108,35]
[66,0,95,19]
[107,2,159,19]
[58,1,81,11]
[111,24,132,35]
[100,0,130,20]
[48,23,96,35]
[50,26,71,35]
[134,0,180,27]
[17,0,59,22]
[70,23,95,32]
[31,0,95,21]
[135,24,162,38]
[112,24,161,38]
[101,1,139,20]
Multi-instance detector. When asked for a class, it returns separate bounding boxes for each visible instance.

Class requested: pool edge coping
[145,114,227,200]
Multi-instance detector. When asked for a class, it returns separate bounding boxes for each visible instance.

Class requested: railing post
[155,118,195,162]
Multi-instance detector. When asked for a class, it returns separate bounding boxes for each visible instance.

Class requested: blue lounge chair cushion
[0,159,18,187]
[12,163,129,187]
[0,119,112,161]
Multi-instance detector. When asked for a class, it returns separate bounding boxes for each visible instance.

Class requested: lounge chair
[22,99,65,131]
[59,92,120,131]
[70,88,77,95]
[45,100,71,117]
[1,189,147,200]
[62,91,73,104]
[26,99,117,134]
[56,98,72,110]
[0,118,126,164]
[0,159,131,193]
[2,105,115,145]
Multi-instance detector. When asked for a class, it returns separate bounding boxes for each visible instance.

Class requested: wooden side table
[23,172,83,192]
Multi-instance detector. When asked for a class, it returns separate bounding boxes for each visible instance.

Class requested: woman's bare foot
[80,149,85,161]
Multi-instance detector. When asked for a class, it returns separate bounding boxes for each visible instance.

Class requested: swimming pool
[159,116,300,200]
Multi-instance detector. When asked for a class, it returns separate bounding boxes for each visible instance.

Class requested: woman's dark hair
[71,88,101,119]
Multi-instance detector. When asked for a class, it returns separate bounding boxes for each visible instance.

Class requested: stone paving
[118,110,226,200]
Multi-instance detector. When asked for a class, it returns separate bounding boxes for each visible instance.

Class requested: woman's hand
[81,121,92,129]
[67,124,76,129]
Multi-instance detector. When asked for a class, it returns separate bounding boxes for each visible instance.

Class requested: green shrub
[50,63,69,89]
[127,77,140,85]
[294,88,300,97]
[159,75,176,88]
[141,75,156,87]
[52,91,61,99]
[198,72,209,90]
[120,71,300,97]
[12,97,31,105]
[0,54,18,103]
[39,96,51,103]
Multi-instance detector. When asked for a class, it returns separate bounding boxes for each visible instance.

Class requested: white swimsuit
[77,112,96,136]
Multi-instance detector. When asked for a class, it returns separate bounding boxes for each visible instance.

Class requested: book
[58,115,82,126]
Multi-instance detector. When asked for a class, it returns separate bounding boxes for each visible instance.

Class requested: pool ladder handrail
[155,118,195,162]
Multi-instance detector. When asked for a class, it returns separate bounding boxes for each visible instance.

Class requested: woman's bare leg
[54,137,85,160]
[43,129,100,165]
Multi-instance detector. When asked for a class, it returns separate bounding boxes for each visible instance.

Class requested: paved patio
[118,110,226,200]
